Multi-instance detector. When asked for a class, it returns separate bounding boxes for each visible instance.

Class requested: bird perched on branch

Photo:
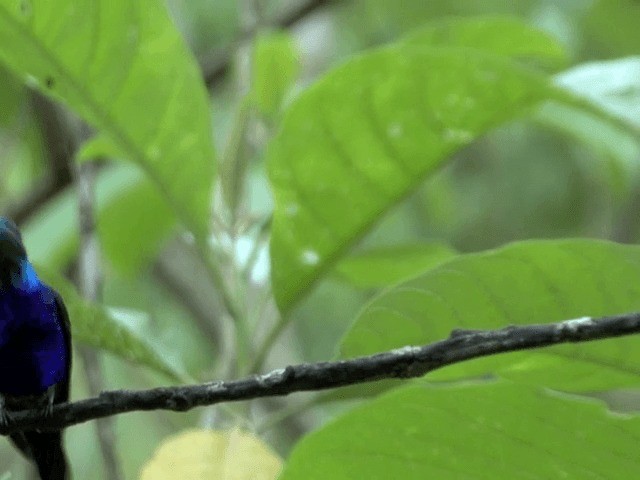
[0,217,72,479]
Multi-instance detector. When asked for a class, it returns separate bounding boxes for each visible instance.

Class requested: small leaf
[0,0,215,236]
[341,239,640,391]
[139,428,282,480]
[280,381,640,479]
[37,267,187,381]
[336,243,457,288]
[252,31,299,116]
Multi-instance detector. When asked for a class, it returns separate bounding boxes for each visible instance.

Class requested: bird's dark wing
[52,289,72,403]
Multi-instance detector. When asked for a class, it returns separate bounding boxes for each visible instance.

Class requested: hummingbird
[0,217,72,479]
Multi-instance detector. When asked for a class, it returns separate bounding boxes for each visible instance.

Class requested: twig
[2,312,639,434]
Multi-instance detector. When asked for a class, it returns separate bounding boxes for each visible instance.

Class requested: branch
[2,312,639,434]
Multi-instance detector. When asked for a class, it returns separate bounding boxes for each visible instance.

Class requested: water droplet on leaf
[387,122,403,138]
[301,249,320,265]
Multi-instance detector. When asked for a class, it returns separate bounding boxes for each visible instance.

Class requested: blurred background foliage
[0,0,639,478]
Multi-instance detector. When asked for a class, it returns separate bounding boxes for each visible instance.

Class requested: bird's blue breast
[0,263,69,396]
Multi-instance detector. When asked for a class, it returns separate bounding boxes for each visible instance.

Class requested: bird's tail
[12,430,69,480]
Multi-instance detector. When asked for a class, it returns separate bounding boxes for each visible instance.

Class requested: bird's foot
[0,394,12,429]
[39,402,54,418]
[32,387,56,432]
[41,385,56,418]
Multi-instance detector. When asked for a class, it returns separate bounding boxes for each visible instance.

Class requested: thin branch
[2,312,640,434]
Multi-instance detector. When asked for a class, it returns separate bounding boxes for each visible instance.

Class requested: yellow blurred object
[139,428,282,480]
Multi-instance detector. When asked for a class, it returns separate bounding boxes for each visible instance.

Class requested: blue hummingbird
[0,217,72,479]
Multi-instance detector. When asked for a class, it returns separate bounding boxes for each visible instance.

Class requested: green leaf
[403,15,567,68]
[267,45,560,313]
[0,0,215,236]
[281,381,640,479]
[252,31,299,117]
[336,243,457,289]
[341,240,640,391]
[37,267,188,382]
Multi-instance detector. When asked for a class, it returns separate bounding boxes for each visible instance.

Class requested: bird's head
[0,217,27,275]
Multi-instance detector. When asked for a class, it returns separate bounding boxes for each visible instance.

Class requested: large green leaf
[281,381,640,479]
[335,243,457,289]
[0,0,214,235]
[37,267,188,382]
[341,240,640,391]
[267,45,560,313]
